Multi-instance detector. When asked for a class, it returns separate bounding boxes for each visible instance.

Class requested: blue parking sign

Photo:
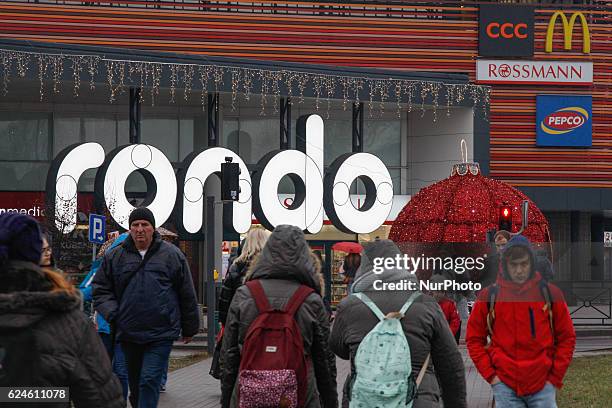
[89,214,106,244]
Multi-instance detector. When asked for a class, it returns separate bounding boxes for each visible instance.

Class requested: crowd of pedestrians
[0,209,577,408]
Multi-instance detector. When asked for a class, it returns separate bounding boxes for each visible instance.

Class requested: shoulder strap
[353,293,385,321]
[539,280,554,332]
[486,284,499,337]
[285,285,315,316]
[246,280,271,313]
[399,291,422,316]
[415,353,431,388]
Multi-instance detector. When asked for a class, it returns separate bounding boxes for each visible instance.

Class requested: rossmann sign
[536,95,592,147]
[47,114,394,236]
[477,60,593,85]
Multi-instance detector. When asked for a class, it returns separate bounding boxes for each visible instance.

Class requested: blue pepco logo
[536,95,592,147]
[541,106,589,135]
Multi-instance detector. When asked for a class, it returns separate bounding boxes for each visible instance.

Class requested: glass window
[0,162,49,191]
[239,118,278,164]
[364,119,401,194]
[322,119,351,166]
[222,119,240,154]
[364,120,401,166]
[222,117,278,164]
[117,117,130,146]
[0,113,50,161]
[83,116,117,153]
[53,115,81,156]
[141,117,179,162]
[179,119,195,161]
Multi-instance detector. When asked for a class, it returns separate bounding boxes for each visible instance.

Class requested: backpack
[486,280,554,337]
[350,291,430,408]
[238,280,314,408]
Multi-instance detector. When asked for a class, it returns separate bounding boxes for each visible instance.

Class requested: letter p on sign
[89,214,106,244]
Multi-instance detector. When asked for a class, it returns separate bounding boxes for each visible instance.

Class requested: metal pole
[92,244,97,262]
[129,87,141,144]
[206,196,216,354]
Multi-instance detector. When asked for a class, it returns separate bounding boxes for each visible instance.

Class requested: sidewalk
[159,346,493,408]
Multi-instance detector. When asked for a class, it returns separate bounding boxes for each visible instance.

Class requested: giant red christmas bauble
[389,168,550,244]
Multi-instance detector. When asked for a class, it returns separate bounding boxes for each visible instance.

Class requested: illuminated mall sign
[47,114,393,235]
[476,60,593,85]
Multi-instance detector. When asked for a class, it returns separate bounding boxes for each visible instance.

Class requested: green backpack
[349,291,430,408]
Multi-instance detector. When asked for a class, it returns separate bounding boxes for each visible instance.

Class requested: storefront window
[141,117,180,162]
[179,119,195,161]
[83,116,117,153]
[322,119,352,166]
[53,115,81,156]
[0,112,50,161]
[0,112,50,190]
[0,162,49,191]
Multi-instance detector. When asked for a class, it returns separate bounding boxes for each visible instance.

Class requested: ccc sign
[545,11,590,54]
[479,4,534,57]
[486,22,528,39]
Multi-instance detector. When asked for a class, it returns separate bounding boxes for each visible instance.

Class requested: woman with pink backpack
[220,225,338,408]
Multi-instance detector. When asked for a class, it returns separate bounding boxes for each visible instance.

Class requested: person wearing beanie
[466,235,576,407]
[0,213,124,407]
[93,207,200,408]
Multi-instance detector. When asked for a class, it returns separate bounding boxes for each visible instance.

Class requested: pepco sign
[536,95,592,147]
[479,4,534,57]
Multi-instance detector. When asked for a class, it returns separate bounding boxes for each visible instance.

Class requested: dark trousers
[454,320,462,345]
[121,340,173,408]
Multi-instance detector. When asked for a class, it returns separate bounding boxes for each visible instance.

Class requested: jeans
[492,381,557,408]
[122,340,173,408]
[99,333,129,401]
[160,358,169,388]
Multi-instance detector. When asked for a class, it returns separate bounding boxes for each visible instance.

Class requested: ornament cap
[451,162,480,177]
[451,139,480,176]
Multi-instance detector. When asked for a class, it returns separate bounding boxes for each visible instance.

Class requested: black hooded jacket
[0,260,124,408]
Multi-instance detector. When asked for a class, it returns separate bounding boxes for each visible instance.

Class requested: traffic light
[221,157,240,201]
[499,204,512,232]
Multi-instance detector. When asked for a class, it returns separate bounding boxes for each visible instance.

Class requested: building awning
[0,38,489,112]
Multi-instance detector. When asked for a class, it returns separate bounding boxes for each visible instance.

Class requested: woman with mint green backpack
[330,240,467,408]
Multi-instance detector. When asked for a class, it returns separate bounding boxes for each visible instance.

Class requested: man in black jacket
[93,207,200,408]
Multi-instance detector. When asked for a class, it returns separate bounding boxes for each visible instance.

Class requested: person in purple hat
[0,212,124,407]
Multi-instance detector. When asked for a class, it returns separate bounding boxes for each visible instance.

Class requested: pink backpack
[238,280,313,408]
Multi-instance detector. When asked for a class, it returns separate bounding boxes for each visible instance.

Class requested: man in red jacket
[466,235,576,407]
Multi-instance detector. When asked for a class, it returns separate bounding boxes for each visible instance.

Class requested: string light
[0,48,490,118]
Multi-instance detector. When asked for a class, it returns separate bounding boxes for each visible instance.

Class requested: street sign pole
[88,214,106,263]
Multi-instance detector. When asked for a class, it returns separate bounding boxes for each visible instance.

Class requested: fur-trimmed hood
[0,260,82,330]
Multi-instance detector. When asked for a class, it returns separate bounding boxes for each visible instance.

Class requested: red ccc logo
[486,22,528,39]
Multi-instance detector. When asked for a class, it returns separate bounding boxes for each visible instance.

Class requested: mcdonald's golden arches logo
[545,11,590,54]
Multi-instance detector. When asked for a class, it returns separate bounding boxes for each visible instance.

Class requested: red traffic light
[499,205,512,232]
